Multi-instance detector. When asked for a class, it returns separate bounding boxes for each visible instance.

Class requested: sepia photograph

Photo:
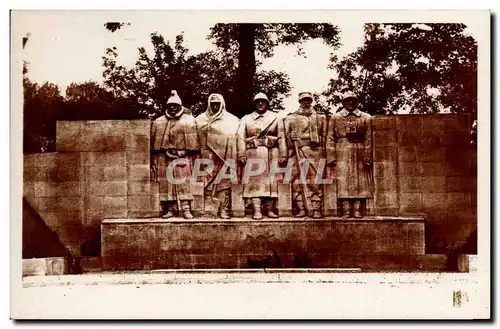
[10,9,490,319]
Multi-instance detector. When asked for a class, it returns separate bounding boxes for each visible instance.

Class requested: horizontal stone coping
[102,216,425,225]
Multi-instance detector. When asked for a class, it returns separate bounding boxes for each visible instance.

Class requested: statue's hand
[199,162,208,172]
[278,156,288,166]
[166,150,178,159]
[290,131,299,141]
[238,156,247,166]
[150,156,158,182]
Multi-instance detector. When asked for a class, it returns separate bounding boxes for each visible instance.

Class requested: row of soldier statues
[150,90,374,220]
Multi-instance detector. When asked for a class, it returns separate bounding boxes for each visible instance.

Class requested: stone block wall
[372,114,476,253]
[23,120,159,256]
[24,152,84,256]
[23,115,476,257]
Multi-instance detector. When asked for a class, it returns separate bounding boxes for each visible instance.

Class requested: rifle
[210,140,230,200]
[293,139,313,215]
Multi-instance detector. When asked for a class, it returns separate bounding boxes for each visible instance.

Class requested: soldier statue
[195,93,240,219]
[236,92,287,220]
[150,90,199,219]
[283,92,327,218]
[326,92,374,218]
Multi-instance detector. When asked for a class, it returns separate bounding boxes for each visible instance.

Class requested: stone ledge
[102,216,425,225]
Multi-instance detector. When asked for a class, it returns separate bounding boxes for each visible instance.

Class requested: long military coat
[326,108,374,199]
[151,110,199,201]
[283,108,327,202]
[236,110,286,199]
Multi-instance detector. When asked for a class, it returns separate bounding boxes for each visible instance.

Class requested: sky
[15,11,482,113]
[17,11,365,112]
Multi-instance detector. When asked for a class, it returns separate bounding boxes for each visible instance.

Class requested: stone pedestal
[457,254,478,273]
[22,257,68,277]
[101,216,425,271]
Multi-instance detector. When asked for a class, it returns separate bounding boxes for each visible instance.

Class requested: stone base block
[457,254,478,273]
[22,257,68,277]
[102,216,425,270]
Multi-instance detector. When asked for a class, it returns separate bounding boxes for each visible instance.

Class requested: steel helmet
[342,91,359,101]
[253,92,269,103]
[167,90,182,106]
[298,92,313,101]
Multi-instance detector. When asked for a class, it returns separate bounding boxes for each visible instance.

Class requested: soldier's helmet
[298,92,313,101]
[342,91,359,101]
[253,92,269,103]
[167,90,182,106]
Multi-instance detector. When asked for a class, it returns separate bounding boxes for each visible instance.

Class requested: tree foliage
[23,77,63,153]
[324,23,477,116]
[104,22,131,33]
[61,81,143,120]
[102,23,340,118]
[209,23,341,116]
[102,31,295,118]
[102,33,236,117]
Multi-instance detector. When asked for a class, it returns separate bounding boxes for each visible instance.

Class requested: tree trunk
[229,23,257,118]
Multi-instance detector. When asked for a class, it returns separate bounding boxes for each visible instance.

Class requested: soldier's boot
[341,200,351,219]
[181,200,194,219]
[265,199,279,218]
[311,201,322,219]
[162,202,175,219]
[353,199,363,218]
[267,210,279,218]
[219,208,230,219]
[296,201,307,217]
[218,191,231,219]
[252,198,263,220]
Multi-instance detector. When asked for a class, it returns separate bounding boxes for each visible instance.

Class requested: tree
[209,23,342,116]
[102,33,234,118]
[23,78,63,153]
[102,24,340,118]
[324,23,477,116]
[102,32,292,118]
[104,22,131,33]
[61,81,143,120]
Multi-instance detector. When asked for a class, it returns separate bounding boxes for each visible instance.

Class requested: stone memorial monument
[23,90,477,272]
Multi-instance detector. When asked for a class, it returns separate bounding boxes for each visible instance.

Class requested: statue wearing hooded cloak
[195,93,239,218]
